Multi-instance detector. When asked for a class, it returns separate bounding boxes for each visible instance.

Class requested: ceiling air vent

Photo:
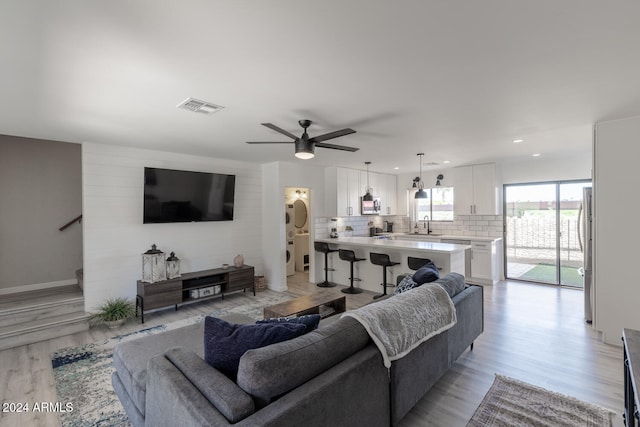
[176,98,224,115]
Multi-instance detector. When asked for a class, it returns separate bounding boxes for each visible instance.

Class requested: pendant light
[415,153,428,199]
[362,161,374,201]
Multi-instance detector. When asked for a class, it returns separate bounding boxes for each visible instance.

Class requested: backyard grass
[519,263,584,287]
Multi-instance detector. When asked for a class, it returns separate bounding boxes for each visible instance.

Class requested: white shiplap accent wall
[82,142,263,312]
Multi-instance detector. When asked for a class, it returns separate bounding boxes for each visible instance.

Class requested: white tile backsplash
[315,214,503,238]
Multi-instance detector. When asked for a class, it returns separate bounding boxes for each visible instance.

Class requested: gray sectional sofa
[112,282,483,426]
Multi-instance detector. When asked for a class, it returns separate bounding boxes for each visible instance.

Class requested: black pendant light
[362,161,374,201]
[415,153,428,199]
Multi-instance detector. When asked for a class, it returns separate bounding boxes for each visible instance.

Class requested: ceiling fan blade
[261,123,298,140]
[315,142,359,152]
[245,141,294,144]
[308,128,356,143]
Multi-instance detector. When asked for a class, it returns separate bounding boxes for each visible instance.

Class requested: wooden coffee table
[263,292,346,320]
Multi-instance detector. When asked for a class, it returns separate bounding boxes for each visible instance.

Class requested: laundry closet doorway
[285,187,310,283]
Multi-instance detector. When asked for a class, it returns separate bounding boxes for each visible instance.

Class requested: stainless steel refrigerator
[578,187,593,323]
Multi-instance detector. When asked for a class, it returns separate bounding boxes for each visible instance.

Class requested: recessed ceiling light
[443,160,451,164]
[513,139,524,143]
[393,166,400,170]
[176,97,224,115]
[532,153,541,157]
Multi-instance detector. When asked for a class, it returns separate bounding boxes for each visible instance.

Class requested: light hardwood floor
[0,273,625,427]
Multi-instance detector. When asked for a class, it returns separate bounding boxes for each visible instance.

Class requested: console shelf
[136,264,255,323]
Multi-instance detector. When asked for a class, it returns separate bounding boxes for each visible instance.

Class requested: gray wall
[0,135,82,290]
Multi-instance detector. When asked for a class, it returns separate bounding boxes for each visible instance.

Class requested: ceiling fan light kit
[294,139,315,159]
[246,119,358,160]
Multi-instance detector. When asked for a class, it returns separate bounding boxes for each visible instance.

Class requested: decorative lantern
[166,251,181,279]
[142,244,166,283]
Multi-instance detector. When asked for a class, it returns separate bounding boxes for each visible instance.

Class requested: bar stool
[314,242,338,288]
[338,249,365,294]
[370,252,400,299]
[408,257,433,271]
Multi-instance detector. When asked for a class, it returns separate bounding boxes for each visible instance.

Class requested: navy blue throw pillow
[256,314,321,333]
[204,316,307,378]
[412,262,440,285]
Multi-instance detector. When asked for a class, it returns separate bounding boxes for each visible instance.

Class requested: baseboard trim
[0,279,77,295]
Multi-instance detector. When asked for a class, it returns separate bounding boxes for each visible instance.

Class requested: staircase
[0,285,90,351]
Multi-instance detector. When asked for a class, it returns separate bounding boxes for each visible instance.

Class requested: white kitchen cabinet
[469,240,499,284]
[326,167,361,217]
[453,163,499,215]
[327,167,397,217]
[363,171,397,216]
[360,169,379,199]
[380,173,397,215]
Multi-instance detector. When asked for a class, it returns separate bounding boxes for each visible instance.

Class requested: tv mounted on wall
[143,167,236,223]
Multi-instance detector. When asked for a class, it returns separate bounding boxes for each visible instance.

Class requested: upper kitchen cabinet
[453,163,499,215]
[359,169,398,216]
[326,167,361,216]
[380,173,397,215]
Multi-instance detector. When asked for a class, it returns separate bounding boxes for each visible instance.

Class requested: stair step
[0,284,82,310]
[0,291,85,328]
[0,311,90,351]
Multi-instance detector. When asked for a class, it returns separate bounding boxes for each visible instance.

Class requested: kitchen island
[314,236,470,294]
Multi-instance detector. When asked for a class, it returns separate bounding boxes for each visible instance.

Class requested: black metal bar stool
[407,257,433,271]
[338,249,365,294]
[370,252,400,299]
[314,242,338,288]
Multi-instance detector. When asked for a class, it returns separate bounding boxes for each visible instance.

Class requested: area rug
[467,374,614,427]
[50,291,293,427]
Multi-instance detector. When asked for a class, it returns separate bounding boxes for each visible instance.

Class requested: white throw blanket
[342,283,457,368]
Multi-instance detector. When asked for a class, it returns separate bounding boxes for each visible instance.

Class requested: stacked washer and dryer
[285,204,296,276]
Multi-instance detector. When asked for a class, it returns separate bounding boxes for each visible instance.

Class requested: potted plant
[90,297,136,329]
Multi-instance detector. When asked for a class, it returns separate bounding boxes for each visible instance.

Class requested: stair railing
[59,214,82,231]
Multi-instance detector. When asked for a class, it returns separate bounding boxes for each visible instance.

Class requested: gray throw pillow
[434,272,467,297]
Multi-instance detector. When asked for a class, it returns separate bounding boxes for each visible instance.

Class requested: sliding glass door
[504,180,590,287]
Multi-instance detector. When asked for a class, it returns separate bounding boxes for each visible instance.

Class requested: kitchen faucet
[423,215,432,234]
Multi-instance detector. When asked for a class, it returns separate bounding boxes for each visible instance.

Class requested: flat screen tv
[143,167,235,223]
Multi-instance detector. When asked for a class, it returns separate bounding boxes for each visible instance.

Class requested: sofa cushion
[165,347,255,422]
[412,262,440,285]
[112,322,204,416]
[237,316,371,404]
[204,316,307,378]
[434,272,467,298]
[256,314,321,333]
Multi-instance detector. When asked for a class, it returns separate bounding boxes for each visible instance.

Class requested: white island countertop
[379,233,502,242]
[315,236,470,253]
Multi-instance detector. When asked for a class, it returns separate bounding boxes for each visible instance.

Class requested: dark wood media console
[136,264,255,323]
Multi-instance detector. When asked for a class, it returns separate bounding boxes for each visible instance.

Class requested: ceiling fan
[246,120,358,159]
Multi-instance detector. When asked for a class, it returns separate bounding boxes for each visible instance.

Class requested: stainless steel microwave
[361,196,381,215]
